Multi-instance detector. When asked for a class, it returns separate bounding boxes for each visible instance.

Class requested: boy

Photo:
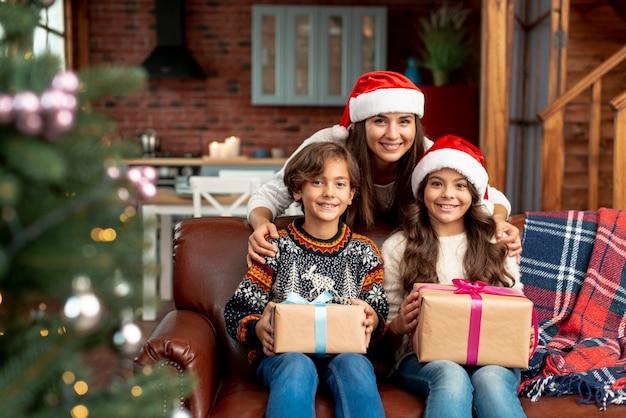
[224,142,388,418]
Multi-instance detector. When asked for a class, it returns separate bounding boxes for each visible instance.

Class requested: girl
[246,71,521,266]
[225,142,388,418]
[382,135,525,418]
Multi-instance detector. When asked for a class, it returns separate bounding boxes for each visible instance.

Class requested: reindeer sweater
[224,217,389,366]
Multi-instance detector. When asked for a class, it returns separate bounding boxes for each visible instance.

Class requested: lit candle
[225,136,240,157]
[218,143,229,158]
[209,141,220,158]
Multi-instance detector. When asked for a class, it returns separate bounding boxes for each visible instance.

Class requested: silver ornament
[112,321,143,356]
[63,276,102,332]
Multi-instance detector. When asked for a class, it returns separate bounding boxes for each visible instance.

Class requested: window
[34,0,67,68]
[0,0,68,67]
[252,5,387,106]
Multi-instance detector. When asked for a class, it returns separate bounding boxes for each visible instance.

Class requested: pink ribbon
[417,279,539,366]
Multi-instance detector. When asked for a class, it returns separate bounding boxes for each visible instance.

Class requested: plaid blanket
[518,208,626,410]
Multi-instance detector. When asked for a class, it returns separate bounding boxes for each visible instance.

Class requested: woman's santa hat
[307,71,425,143]
[340,71,425,128]
[411,134,490,208]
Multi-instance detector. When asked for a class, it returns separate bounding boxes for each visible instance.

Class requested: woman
[246,71,519,265]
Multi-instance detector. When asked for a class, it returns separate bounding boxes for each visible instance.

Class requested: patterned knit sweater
[224,218,389,366]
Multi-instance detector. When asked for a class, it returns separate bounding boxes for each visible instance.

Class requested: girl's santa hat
[411,134,491,210]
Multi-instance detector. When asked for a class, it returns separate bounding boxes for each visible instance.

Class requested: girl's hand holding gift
[390,290,420,336]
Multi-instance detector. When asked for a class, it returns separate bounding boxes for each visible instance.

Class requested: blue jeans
[396,356,525,418]
[257,352,385,418]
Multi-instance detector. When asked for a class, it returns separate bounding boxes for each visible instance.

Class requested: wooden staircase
[538,44,626,211]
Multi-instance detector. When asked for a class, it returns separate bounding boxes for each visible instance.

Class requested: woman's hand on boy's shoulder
[247,222,279,267]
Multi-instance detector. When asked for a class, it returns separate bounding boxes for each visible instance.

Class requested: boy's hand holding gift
[255,301,276,356]
[350,298,378,346]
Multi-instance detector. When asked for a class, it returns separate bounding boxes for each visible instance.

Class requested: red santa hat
[340,71,425,129]
[303,71,425,143]
[411,134,490,206]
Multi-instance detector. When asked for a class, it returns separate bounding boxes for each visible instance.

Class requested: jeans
[257,352,385,418]
[396,356,526,418]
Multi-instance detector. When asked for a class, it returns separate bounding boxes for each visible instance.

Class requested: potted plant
[417,2,471,86]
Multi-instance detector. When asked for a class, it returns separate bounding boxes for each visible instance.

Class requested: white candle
[218,143,230,158]
[209,141,220,158]
[225,136,240,157]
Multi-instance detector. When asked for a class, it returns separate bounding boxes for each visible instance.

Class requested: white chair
[189,176,261,217]
[219,169,303,217]
[217,169,276,183]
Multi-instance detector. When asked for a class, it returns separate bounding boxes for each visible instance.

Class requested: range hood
[142,0,206,79]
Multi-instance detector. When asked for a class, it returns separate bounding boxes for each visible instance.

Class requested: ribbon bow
[282,291,333,354]
[283,290,333,305]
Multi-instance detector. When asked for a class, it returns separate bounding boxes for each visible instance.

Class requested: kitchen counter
[124,157,287,166]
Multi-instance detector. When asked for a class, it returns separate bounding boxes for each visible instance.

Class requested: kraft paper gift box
[272,292,367,355]
[413,280,535,368]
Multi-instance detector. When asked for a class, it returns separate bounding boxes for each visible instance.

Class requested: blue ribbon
[282,291,332,354]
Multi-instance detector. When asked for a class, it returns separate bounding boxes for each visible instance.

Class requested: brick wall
[88,0,479,157]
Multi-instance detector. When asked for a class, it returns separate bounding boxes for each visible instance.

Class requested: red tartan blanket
[519,208,626,410]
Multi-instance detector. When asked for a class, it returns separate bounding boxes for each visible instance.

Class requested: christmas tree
[0,1,191,417]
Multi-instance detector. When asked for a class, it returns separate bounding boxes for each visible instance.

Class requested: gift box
[272,292,367,354]
[413,280,535,368]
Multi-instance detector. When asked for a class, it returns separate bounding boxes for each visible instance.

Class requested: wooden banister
[538,44,626,121]
[610,91,626,210]
[538,44,626,211]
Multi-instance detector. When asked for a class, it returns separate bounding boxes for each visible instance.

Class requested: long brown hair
[343,118,426,228]
[399,178,515,292]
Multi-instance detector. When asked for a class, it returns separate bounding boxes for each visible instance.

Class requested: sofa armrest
[135,310,219,417]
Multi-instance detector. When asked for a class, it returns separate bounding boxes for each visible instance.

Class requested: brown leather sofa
[134,214,624,417]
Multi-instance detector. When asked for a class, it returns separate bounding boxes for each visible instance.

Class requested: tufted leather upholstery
[134,214,624,417]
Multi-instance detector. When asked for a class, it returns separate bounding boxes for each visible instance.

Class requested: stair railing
[537,44,626,211]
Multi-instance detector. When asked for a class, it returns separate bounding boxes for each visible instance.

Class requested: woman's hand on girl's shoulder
[494,219,522,260]
[247,222,279,267]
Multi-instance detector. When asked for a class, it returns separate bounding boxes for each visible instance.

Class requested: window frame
[251,5,387,106]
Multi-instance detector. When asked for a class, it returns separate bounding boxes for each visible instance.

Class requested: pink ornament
[44,109,75,140]
[38,0,57,8]
[0,95,13,124]
[15,112,44,135]
[40,89,70,112]
[51,71,80,94]
[12,91,41,114]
